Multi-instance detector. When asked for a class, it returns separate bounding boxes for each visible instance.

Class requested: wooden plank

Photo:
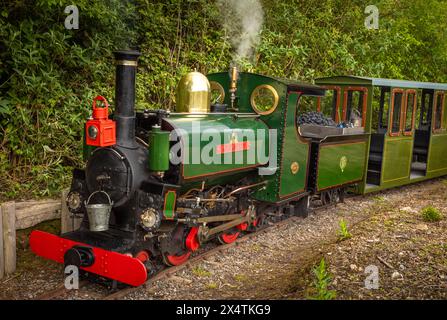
[1,202,16,274]
[15,201,61,230]
[0,205,4,279]
[14,199,59,210]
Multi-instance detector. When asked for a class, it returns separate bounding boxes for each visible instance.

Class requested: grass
[206,282,218,289]
[192,266,212,277]
[307,258,336,300]
[383,218,395,228]
[337,219,352,241]
[421,206,443,222]
[372,195,385,202]
[234,274,247,282]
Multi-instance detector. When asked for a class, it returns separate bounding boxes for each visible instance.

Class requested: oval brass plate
[290,161,299,175]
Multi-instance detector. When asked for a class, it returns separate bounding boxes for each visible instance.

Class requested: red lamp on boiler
[85,96,116,147]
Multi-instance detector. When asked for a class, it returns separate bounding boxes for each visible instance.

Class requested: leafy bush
[421,206,443,222]
[1,0,447,200]
[0,0,136,200]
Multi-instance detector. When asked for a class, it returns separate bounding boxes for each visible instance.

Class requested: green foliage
[1,0,447,200]
[308,257,336,300]
[0,0,136,200]
[337,218,352,241]
[206,282,218,289]
[421,206,443,222]
[191,266,211,277]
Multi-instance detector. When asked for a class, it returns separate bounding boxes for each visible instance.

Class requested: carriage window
[445,96,447,129]
[378,87,390,131]
[419,90,433,129]
[317,88,339,120]
[344,88,367,127]
[391,90,403,135]
[404,91,416,134]
[433,92,444,131]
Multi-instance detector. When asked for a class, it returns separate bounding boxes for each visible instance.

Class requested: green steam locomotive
[29,50,447,287]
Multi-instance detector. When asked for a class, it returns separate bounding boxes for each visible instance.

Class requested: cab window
[299,95,318,113]
[317,87,340,121]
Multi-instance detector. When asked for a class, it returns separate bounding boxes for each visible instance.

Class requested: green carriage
[315,76,447,194]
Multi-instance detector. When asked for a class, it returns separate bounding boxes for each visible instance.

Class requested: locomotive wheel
[250,215,265,231]
[217,219,249,244]
[162,251,191,266]
[217,231,240,244]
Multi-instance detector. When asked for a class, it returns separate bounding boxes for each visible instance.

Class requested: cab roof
[273,76,326,96]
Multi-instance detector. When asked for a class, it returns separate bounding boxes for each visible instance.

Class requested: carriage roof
[316,75,447,91]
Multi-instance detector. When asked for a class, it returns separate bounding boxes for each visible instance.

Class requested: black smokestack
[113,50,141,149]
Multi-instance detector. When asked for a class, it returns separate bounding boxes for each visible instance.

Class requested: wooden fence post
[61,189,82,233]
[61,189,70,234]
[0,205,4,279]
[1,202,16,275]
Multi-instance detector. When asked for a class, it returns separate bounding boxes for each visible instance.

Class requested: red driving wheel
[163,227,199,266]
[218,220,249,244]
[163,252,192,266]
[218,232,240,244]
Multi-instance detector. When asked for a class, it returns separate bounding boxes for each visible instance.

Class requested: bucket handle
[85,190,113,206]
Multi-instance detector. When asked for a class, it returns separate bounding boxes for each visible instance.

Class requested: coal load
[297,111,337,127]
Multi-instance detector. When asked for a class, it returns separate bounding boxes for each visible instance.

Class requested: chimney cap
[113,50,141,61]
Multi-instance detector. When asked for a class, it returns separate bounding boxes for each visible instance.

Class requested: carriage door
[427,91,447,175]
[381,89,414,184]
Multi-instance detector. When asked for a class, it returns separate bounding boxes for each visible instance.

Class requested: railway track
[36,197,363,300]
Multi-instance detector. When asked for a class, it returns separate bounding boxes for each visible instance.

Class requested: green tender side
[148,126,170,172]
[164,114,270,182]
[317,141,367,191]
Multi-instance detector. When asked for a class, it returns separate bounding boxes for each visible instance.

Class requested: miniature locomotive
[30,50,447,286]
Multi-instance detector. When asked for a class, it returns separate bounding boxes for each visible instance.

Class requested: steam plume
[217,0,264,63]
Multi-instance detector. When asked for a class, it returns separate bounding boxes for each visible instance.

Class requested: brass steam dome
[175,71,211,113]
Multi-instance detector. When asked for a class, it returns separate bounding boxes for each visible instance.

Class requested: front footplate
[29,230,147,287]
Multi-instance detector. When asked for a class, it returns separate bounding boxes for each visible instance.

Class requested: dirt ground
[0,179,446,300]
[320,180,447,299]
[124,179,447,300]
